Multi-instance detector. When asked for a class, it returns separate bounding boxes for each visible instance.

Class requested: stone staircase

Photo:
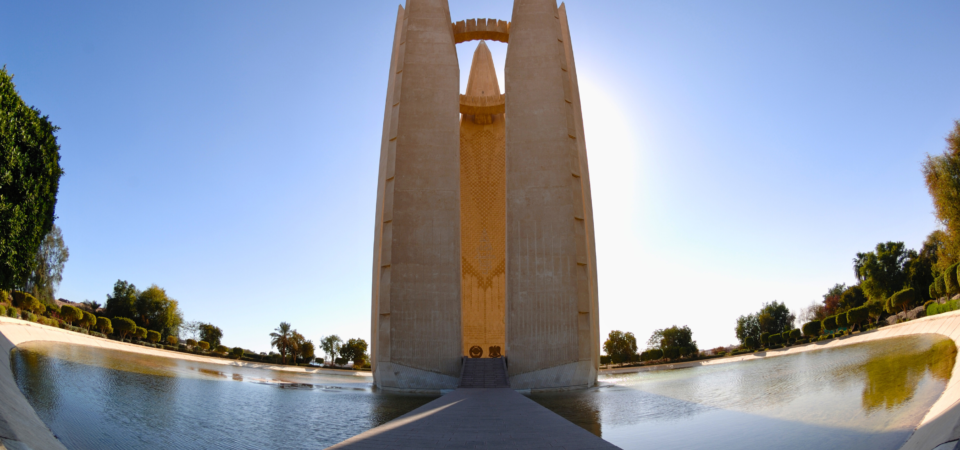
[458,357,509,388]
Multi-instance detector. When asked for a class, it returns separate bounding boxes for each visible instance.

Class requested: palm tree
[288,331,304,366]
[270,322,292,364]
[853,252,868,284]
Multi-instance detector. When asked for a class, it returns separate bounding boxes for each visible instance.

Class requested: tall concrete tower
[371,0,599,391]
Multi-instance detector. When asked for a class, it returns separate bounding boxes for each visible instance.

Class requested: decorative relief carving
[469,346,483,358]
[452,19,509,44]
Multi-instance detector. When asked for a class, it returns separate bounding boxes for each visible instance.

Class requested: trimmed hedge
[113,317,136,339]
[198,341,210,350]
[640,348,664,361]
[97,317,113,335]
[135,327,147,339]
[928,299,960,317]
[802,321,821,337]
[789,329,802,341]
[836,314,849,328]
[61,305,83,325]
[937,276,947,297]
[823,316,837,331]
[948,263,960,296]
[147,330,161,343]
[931,283,939,300]
[847,305,869,330]
[745,336,757,349]
[166,335,178,346]
[890,287,916,313]
[760,332,770,345]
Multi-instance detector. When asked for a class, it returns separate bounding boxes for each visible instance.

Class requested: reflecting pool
[10,335,957,450]
[533,334,956,450]
[11,342,437,449]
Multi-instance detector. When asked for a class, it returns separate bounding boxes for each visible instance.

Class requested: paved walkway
[459,358,509,388]
[327,388,617,449]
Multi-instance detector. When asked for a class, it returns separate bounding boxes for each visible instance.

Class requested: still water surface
[11,334,957,450]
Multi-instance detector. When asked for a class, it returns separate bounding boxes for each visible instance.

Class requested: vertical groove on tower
[504,0,597,389]
[372,0,462,390]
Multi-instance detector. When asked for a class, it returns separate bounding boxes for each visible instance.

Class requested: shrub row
[928,299,960,317]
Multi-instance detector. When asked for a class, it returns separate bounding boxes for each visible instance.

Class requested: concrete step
[459,357,509,388]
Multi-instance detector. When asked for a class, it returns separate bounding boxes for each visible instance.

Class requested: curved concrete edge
[0,315,375,450]
[374,362,459,392]
[509,360,597,390]
[599,311,960,450]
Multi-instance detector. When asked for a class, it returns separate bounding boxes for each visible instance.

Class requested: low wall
[0,316,368,450]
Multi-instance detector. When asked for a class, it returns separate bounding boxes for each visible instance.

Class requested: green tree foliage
[134,326,147,340]
[60,304,82,325]
[0,68,64,291]
[604,330,638,365]
[147,330,160,343]
[847,306,869,331]
[321,335,343,363]
[640,348,664,361]
[838,285,868,312]
[113,317,136,339]
[231,347,244,359]
[104,280,138,320]
[936,276,947,298]
[80,311,96,329]
[186,339,197,347]
[836,313,849,329]
[298,340,315,362]
[340,338,369,366]
[922,121,960,270]
[759,332,770,346]
[199,323,223,348]
[12,291,41,314]
[890,287,917,314]
[822,316,837,331]
[198,341,210,351]
[769,334,783,346]
[97,317,113,335]
[270,322,293,364]
[166,335,178,345]
[906,233,940,301]
[134,284,183,338]
[215,345,228,354]
[736,301,795,346]
[789,329,802,341]
[931,283,939,300]
[80,300,101,313]
[26,225,68,302]
[649,325,698,360]
[744,336,757,349]
[867,301,884,325]
[858,242,911,303]
[735,313,761,347]
[822,284,846,316]
[947,263,960,296]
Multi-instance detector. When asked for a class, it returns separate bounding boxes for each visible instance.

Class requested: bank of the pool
[0,316,370,450]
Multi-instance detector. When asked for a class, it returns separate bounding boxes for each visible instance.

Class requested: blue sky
[2,1,959,353]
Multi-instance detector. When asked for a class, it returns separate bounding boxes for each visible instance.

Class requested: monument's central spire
[465,41,500,97]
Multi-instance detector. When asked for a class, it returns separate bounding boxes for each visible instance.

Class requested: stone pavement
[327,387,618,449]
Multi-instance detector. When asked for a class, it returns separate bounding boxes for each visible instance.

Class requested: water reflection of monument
[369,0,600,391]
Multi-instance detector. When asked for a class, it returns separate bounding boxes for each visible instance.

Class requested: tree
[104,280,138,320]
[859,242,911,303]
[198,341,210,351]
[165,335,178,346]
[321,335,343,364]
[836,313,849,329]
[186,339,197,347]
[649,325,697,360]
[802,321,821,338]
[298,340,315,363]
[847,306,869,331]
[147,330,161,343]
[853,253,869,284]
[838,285,867,312]
[823,284,846,317]
[603,330,638,365]
[822,316,837,332]
[340,338,369,366]
[946,263,960,297]
[735,314,761,347]
[231,347,244,359]
[25,225,68,302]
[134,285,183,338]
[889,287,917,314]
[215,345,228,354]
[80,300,101,313]
[97,317,113,335]
[60,304,82,325]
[13,292,41,314]
[135,326,147,340]
[0,68,64,291]
[745,336,757,349]
[270,322,293,364]
[922,121,960,271]
[288,331,304,365]
[181,321,200,341]
[199,323,223,348]
[867,301,884,326]
[760,332,770,346]
[80,311,97,329]
[789,328,802,342]
[113,317,136,339]
[757,301,795,335]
